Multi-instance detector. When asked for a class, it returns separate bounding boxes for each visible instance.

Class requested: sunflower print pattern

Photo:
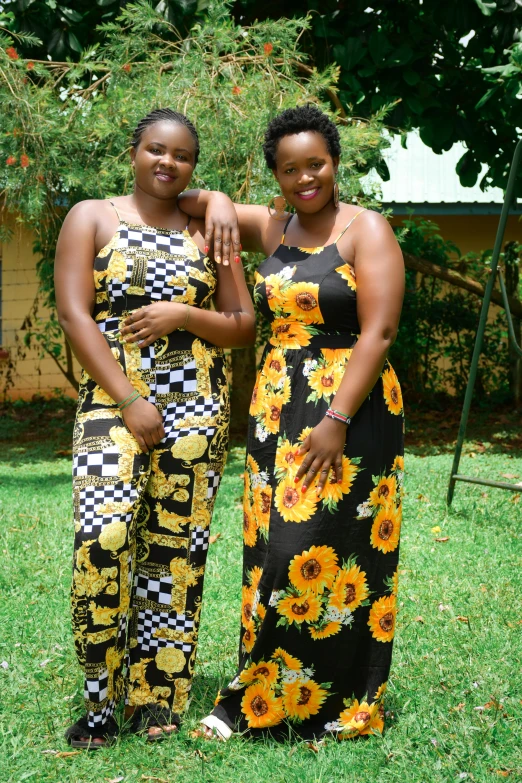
[212,218,404,740]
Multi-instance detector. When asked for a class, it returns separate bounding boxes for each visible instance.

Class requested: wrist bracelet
[326,408,351,426]
[182,303,190,330]
[117,390,138,408]
[119,391,140,411]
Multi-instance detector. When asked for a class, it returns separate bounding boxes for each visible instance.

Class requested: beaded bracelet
[118,391,140,411]
[326,408,351,426]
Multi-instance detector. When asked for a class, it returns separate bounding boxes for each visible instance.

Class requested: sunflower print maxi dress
[211,213,404,740]
[71,202,228,733]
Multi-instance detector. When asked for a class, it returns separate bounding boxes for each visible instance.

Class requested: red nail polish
[301,486,307,493]
[234,255,240,263]
[239,244,243,251]
[294,477,299,483]
[204,245,209,254]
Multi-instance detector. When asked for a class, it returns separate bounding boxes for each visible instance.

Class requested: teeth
[299,189,316,195]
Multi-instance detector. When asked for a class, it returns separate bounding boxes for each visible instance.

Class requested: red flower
[232,85,241,95]
[27,61,35,70]
[6,156,16,166]
[264,42,273,55]
[20,154,29,168]
[122,63,131,73]
[6,47,19,60]
[37,173,44,183]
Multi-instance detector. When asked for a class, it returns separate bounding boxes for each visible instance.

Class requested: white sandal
[198,715,233,742]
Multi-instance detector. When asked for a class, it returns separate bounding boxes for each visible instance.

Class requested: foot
[147,724,178,739]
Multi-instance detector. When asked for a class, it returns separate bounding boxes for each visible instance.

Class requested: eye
[176,154,188,161]
[311,162,322,168]
[284,167,296,175]
[149,147,162,155]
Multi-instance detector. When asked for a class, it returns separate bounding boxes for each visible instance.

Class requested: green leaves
[456,150,482,188]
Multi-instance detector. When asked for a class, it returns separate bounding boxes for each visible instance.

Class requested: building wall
[390,213,521,256]
[0,215,80,400]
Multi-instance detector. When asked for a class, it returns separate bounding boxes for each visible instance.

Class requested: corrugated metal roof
[365,131,505,205]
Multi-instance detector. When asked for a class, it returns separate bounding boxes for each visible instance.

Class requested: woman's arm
[178,189,280,258]
[295,211,405,493]
[120,227,256,349]
[55,201,165,452]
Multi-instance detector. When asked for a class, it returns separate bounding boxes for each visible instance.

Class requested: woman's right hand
[121,396,165,452]
[203,192,242,266]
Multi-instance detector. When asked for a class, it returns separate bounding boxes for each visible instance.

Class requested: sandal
[129,704,180,743]
[194,715,233,742]
[64,715,118,750]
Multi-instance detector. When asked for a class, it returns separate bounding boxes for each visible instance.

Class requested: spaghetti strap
[108,200,124,223]
[281,214,294,244]
[335,208,366,243]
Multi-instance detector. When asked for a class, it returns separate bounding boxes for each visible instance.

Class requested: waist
[269,322,359,350]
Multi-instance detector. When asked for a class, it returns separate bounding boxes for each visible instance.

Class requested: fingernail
[204,245,209,254]
[337,479,342,484]
[216,255,221,263]
[294,477,299,483]
[301,486,307,493]
[239,244,243,251]
[234,255,240,263]
[224,259,229,266]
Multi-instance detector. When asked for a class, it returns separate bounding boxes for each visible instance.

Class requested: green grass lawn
[0,413,521,783]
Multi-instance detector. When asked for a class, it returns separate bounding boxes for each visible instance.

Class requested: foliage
[0,434,521,781]
[236,0,522,194]
[4,0,521,193]
[392,218,515,401]
[0,0,387,392]
[0,0,202,60]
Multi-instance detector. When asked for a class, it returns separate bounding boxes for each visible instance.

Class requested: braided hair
[263,104,341,170]
[131,108,200,164]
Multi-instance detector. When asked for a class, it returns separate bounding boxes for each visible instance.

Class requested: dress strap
[281,214,294,244]
[108,200,125,224]
[335,209,366,243]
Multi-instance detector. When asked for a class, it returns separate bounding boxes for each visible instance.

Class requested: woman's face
[273,131,339,214]
[131,120,196,200]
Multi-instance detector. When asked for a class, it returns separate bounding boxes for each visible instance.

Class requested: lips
[155,171,176,183]
[295,187,320,200]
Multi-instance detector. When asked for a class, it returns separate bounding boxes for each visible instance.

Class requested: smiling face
[273,131,339,214]
[130,120,197,200]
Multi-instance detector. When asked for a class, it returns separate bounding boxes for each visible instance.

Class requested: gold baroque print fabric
[71,215,229,730]
[211,236,404,740]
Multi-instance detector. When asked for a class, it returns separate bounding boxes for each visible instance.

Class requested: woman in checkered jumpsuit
[55,109,254,746]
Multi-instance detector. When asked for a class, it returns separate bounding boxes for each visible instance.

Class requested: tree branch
[403,252,522,319]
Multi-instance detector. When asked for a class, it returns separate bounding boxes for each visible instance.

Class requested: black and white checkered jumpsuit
[71,202,229,731]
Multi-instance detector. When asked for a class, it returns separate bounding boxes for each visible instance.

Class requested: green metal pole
[447,138,522,505]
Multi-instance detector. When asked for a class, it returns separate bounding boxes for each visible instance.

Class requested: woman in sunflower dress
[54,109,254,746]
[183,105,405,742]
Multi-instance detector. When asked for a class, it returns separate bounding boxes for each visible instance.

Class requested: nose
[297,173,314,186]
[159,154,176,170]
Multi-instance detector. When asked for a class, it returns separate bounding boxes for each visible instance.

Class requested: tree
[0,0,387,428]
[235,0,522,194]
[4,1,521,191]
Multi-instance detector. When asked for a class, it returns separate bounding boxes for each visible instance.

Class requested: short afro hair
[263,104,341,170]
[131,107,200,165]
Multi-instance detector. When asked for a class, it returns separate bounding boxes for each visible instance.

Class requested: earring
[333,182,340,209]
[267,194,289,220]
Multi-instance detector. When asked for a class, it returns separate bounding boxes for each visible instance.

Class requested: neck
[132,183,183,224]
[293,199,338,233]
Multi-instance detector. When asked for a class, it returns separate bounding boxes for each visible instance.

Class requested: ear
[271,167,280,186]
[332,156,340,175]
[130,147,136,167]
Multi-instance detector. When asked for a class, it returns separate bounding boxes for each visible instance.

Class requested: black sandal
[129,704,180,743]
[64,715,119,749]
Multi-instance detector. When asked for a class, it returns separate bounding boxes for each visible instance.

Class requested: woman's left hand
[294,416,348,495]
[120,303,189,347]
